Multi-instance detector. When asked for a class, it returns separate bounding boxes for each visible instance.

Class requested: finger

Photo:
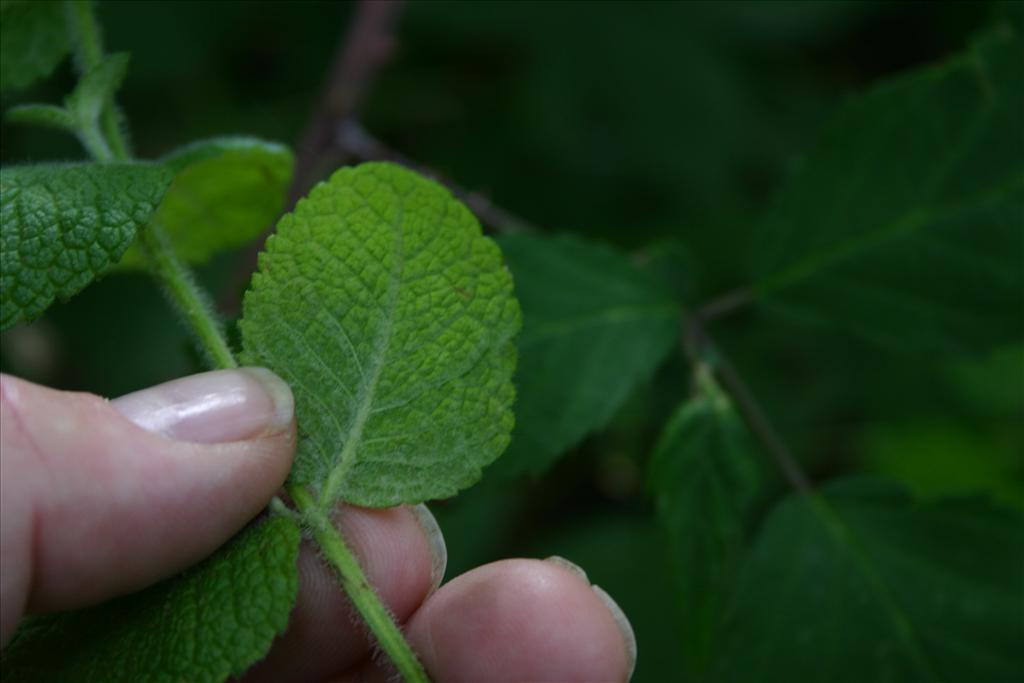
[349,558,637,683]
[240,503,445,683]
[0,369,295,644]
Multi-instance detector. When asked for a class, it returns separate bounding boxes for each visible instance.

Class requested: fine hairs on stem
[63,3,432,680]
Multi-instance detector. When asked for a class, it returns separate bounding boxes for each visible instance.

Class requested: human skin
[0,369,635,682]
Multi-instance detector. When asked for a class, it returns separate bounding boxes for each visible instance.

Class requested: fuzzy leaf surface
[494,232,678,476]
[648,368,761,677]
[1,515,301,683]
[716,478,1024,682]
[0,0,69,92]
[0,163,172,330]
[118,137,294,268]
[240,162,521,507]
[751,32,1024,352]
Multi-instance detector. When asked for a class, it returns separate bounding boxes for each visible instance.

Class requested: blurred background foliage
[2,2,1021,681]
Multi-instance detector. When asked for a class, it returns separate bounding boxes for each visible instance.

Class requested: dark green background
[2,3,1020,681]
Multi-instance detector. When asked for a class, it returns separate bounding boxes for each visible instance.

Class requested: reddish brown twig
[288,0,405,208]
[223,0,405,313]
[336,121,538,234]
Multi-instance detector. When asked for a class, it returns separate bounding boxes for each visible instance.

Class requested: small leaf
[648,365,762,676]
[715,478,1024,683]
[117,137,295,268]
[5,104,76,132]
[64,52,130,124]
[0,163,173,331]
[1,515,301,683]
[240,162,521,507]
[0,0,70,93]
[493,232,678,476]
[750,32,1024,352]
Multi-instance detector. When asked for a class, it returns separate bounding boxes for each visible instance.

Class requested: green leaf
[648,365,761,676]
[117,137,295,268]
[1,515,301,683]
[861,421,1024,511]
[715,478,1024,683]
[0,163,173,331]
[0,0,70,93]
[64,52,129,124]
[751,32,1024,352]
[240,162,521,507]
[493,232,678,476]
[5,104,77,132]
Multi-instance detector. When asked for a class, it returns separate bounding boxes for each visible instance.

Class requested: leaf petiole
[288,485,432,683]
[136,220,238,371]
[66,0,130,159]
[62,5,436,680]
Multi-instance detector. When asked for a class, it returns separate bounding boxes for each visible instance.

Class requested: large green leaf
[0,0,70,93]
[117,137,294,268]
[240,162,521,507]
[751,32,1024,352]
[715,478,1024,683]
[0,163,173,331]
[494,232,678,476]
[648,366,761,676]
[1,515,301,683]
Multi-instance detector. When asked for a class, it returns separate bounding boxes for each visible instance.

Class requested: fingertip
[383,559,635,683]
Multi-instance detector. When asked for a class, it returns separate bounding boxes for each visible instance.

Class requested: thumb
[0,369,295,645]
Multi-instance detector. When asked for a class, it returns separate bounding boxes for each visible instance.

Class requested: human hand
[0,369,636,682]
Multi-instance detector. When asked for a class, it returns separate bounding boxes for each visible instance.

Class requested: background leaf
[117,137,294,268]
[494,232,678,476]
[0,0,70,93]
[715,478,1024,683]
[0,162,172,331]
[240,162,521,507]
[648,366,763,676]
[1,515,301,683]
[859,419,1024,511]
[750,32,1024,353]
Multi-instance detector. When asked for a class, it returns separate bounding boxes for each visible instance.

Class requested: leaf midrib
[318,186,407,507]
[808,494,944,683]
[754,39,1018,299]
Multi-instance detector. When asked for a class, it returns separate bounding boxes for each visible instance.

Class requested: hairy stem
[66,0,130,160]
[67,6,432,679]
[75,120,113,163]
[68,0,234,369]
[289,485,431,683]
[138,221,239,371]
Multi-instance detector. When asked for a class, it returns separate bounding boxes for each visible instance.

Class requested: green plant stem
[64,5,429,680]
[683,317,813,493]
[67,0,233,369]
[75,121,113,162]
[289,485,432,683]
[66,0,130,160]
[138,221,239,371]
